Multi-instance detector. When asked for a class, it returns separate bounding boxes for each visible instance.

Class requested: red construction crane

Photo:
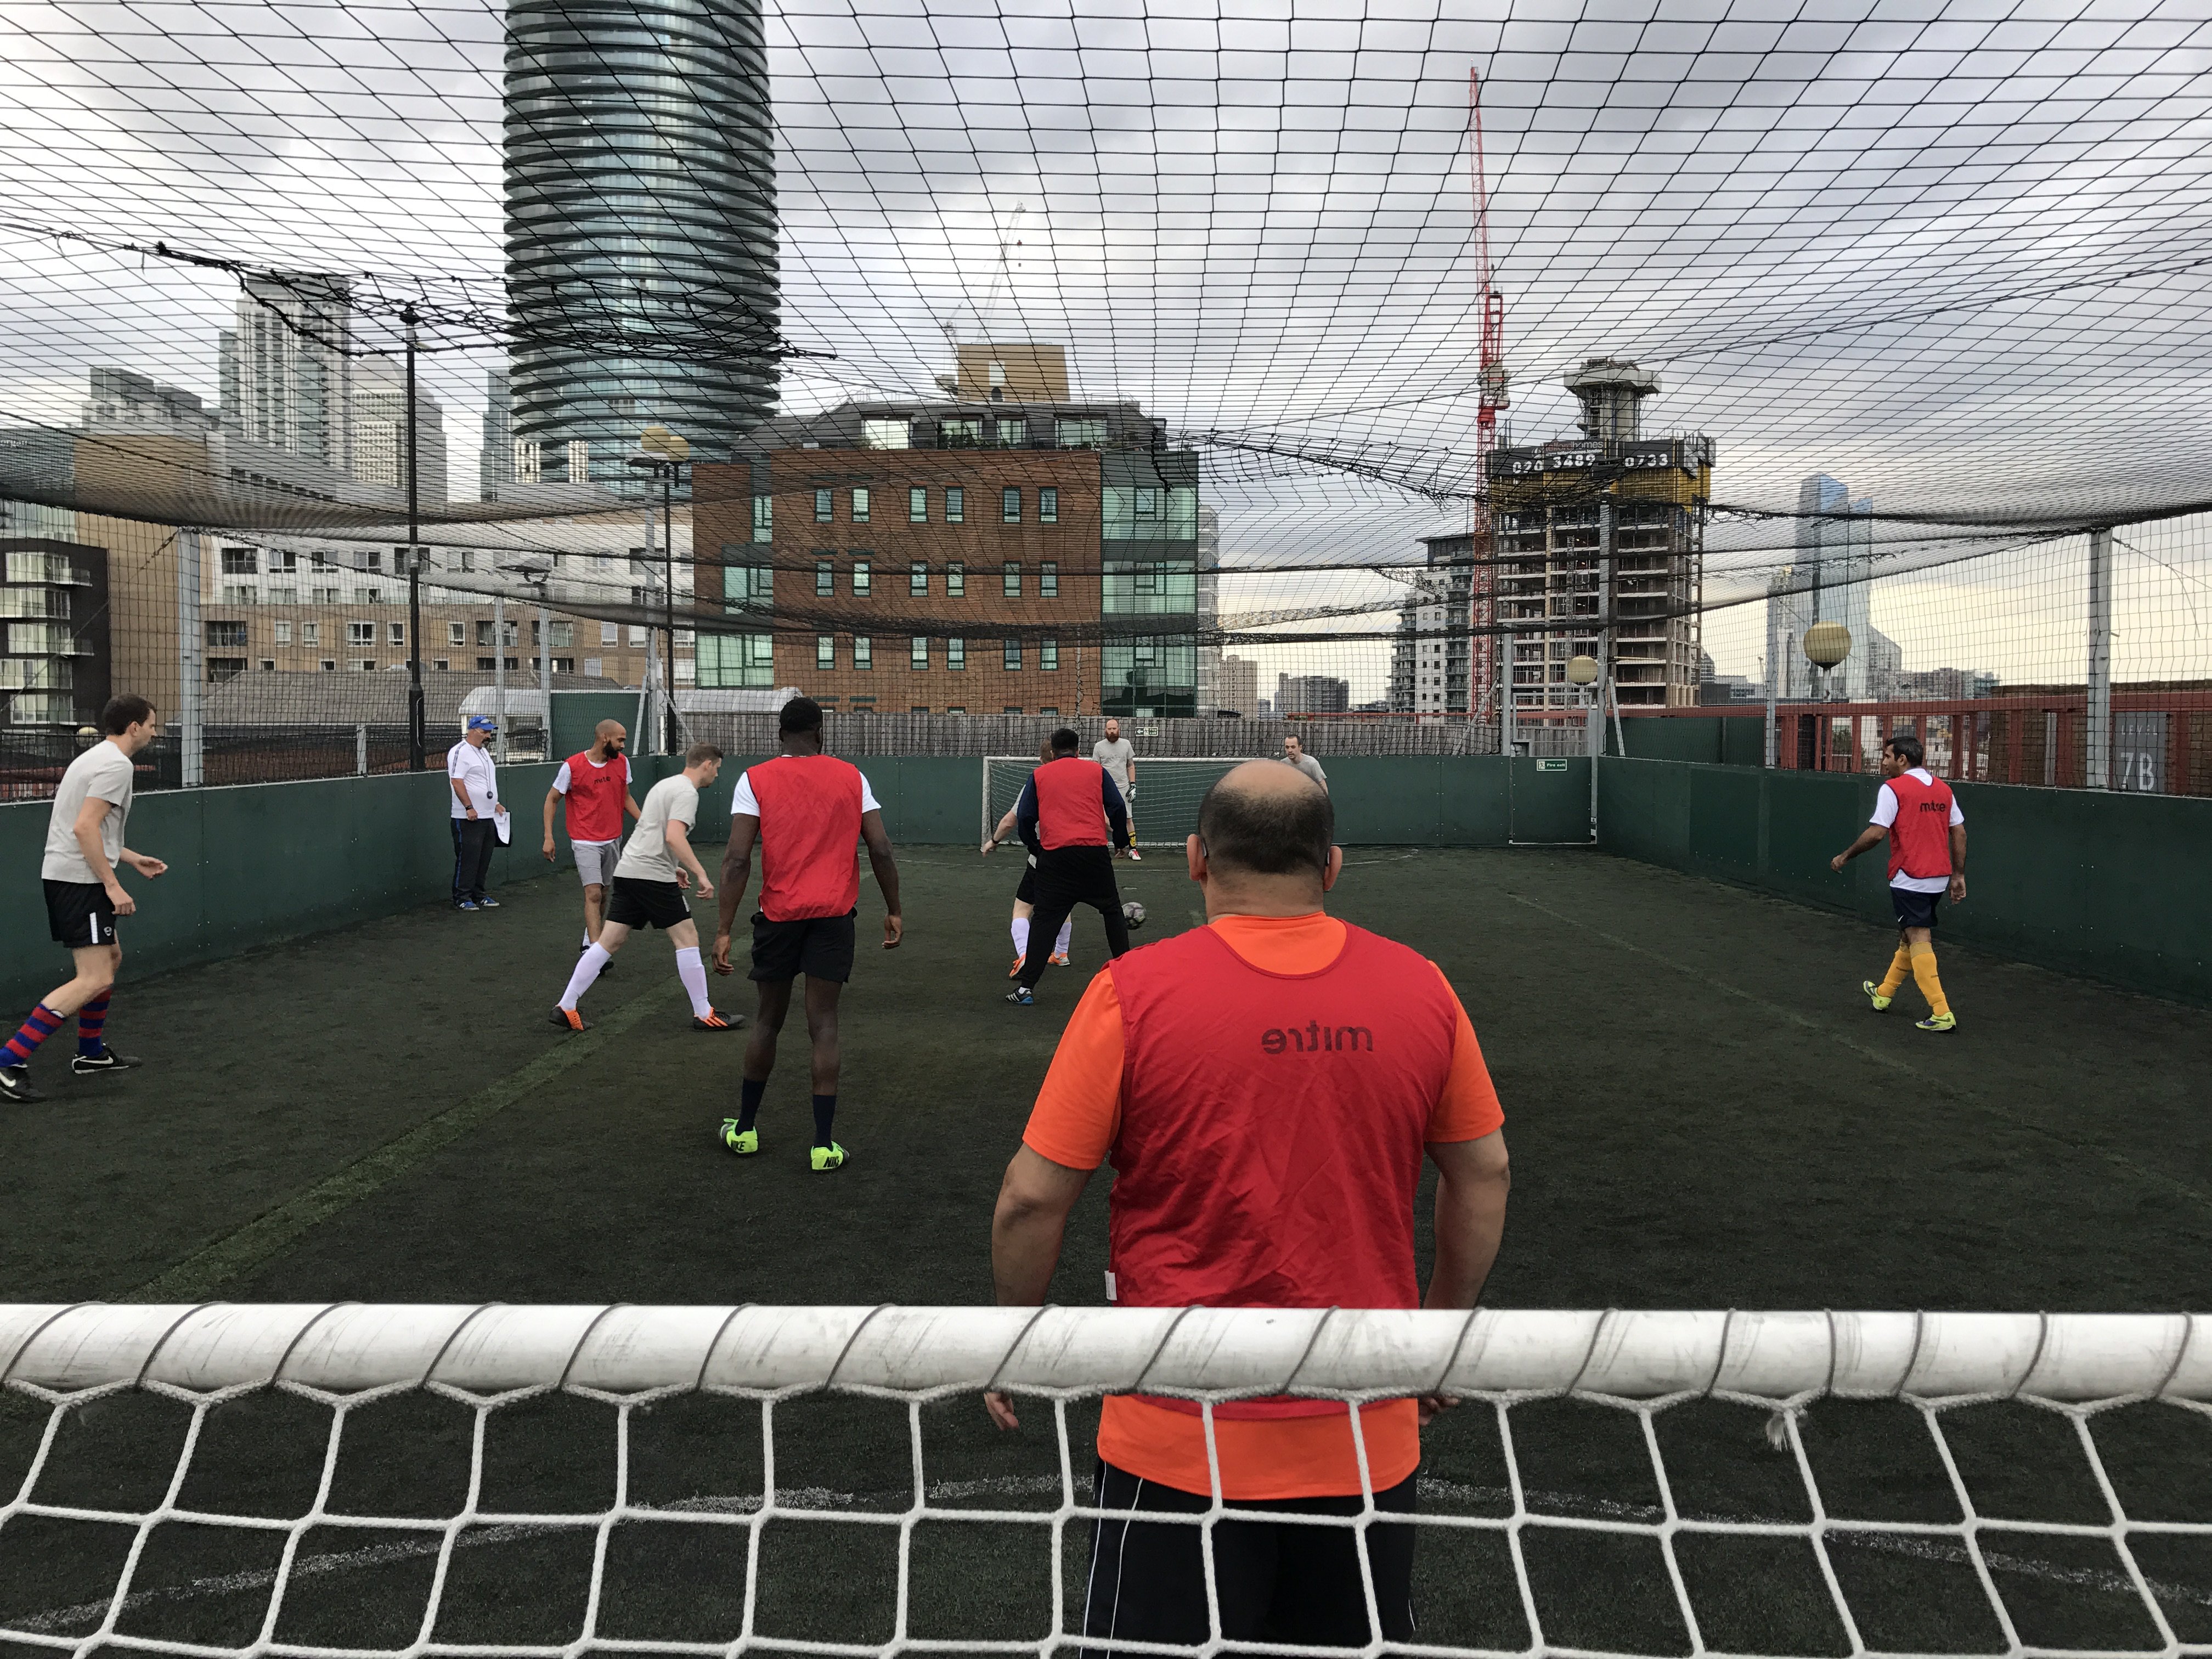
[1469,67,1509,720]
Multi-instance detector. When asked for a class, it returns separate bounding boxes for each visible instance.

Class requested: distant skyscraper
[1769,473,1891,701]
[503,0,780,490]
[350,358,448,506]
[218,273,355,471]
[480,368,513,500]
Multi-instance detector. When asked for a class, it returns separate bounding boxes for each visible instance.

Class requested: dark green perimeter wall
[1598,757,2212,1005]
[4,753,2198,1009]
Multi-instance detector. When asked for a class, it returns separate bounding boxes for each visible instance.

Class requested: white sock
[561,943,611,1010]
[675,946,714,1018]
[1054,919,1072,956]
[1012,917,1030,956]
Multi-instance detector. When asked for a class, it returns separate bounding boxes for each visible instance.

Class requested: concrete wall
[1597,757,2212,1004]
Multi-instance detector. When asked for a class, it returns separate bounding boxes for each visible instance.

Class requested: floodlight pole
[663,461,680,754]
[404,306,426,773]
[2086,526,2113,789]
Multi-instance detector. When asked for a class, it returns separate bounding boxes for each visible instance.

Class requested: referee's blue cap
[467,715,498,732]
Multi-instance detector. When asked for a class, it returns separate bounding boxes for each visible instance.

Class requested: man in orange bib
[986,759,1512,1649]
[1831,731,1967,1032]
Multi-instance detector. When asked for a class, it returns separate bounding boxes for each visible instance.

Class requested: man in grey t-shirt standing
[1091,718,1142,861]
[1,693,167,1104]
[1282,731,1329,792]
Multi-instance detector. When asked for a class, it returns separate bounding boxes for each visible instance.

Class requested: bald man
[990,760,1510,1649]
[544,719,644,954]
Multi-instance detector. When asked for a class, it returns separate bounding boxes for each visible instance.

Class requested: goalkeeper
[985,759,1511,1649]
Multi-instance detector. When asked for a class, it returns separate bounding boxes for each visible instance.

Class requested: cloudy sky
[3,0,2210,692]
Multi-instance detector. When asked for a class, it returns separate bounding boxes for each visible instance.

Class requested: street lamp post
[628,426,691,755]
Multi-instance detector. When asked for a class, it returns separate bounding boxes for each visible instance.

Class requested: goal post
[984,755,1250,849]
[8,1305,2210,1659]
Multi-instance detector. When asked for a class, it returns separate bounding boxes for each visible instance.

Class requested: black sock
[737,1077,766,1133]
[812,1093,836,1148]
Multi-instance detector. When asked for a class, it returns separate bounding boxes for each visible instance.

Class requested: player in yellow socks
[1832,733,1965,1032]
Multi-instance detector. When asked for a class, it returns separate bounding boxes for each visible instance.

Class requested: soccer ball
[1122,900,1146,929]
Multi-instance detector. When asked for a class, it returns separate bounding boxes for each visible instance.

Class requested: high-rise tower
[503,0,780,492]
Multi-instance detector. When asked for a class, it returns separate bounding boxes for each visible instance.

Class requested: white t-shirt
[1091,736,1136,793]
[615,774,700,883]
[42,740,136,883]
[447,740,499,821]
[730,770,882,817]
[1871,768,1965,892]
[1283,751,1329,788]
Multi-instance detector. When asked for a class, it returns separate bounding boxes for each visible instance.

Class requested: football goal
[4,1304,2208,1659]
[983,755,1249,849]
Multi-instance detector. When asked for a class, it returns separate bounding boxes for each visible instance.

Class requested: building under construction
[1488,359,1712,710]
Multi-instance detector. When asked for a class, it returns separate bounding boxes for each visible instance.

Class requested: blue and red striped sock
[77,993,110,1059]
[2,1004,65,1068]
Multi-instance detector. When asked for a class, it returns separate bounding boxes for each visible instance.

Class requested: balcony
[6,622,87,656]
[4,552,88,586]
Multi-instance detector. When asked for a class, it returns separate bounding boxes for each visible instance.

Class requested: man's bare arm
[541,787,562,858]
[712,815,760,972]
[1949,823,1967,902]
[1831,823,1886,872]
[665,819,713,894]
[1425,1130,1510,1312]
[985,1146,1092,1431]
[862,808,903,947]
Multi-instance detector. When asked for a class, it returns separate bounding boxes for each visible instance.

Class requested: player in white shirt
[1092,718,1142,860]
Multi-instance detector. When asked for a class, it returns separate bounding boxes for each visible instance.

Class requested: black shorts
[1034,844,1122,911]
[606,876,693,931]
[1080,1459,1417,1651]
[44,879,118,948]
[1015,856,1038,907]
[1891,885,1943,930]
[751,910,857,983]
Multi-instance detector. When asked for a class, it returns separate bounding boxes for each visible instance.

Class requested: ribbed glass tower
[504,0,779,490]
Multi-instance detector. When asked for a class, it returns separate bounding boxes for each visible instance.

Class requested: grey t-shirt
[1092,736,1135,793]
[1283,752,1329,789]
[613,774,699,883]
[43,740,136,883]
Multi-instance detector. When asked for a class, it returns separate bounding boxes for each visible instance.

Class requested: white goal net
[4,1304,2210,1659]
[984,757,1248,849]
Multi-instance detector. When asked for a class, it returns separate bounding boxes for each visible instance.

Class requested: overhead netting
[4,0,2212,786]
[4,1305,2212,1657]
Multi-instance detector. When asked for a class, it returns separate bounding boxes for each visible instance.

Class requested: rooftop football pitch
[4,845,2210,1655]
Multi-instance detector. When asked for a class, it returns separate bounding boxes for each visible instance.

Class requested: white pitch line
[7,1474,2203,1638]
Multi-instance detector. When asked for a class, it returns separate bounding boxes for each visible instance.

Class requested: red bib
[1032,756,1110,849]
[746,754,866,921]
[560,751,629,843]
[1104,923,1458,1417]
[1886,772,1956,883]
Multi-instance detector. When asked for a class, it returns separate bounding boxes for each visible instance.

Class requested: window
[1041,638,1059,671]
[348,622,375,646]
[1004,706,1023,714]
[939,418,981,447]
[601,621,619,644]
[448,622,466,647]
[851,487,871,523]
[1104,484,1199,539]
[629,625,647,646]
[566,440,590,483]
[947,561,966,596]
[1039,707,1058,718]
[909,486,928,522]
[861,417,911,449]
[946,486,964,523]
[946,637,966,670]
[274,622,292,645]
[1003,639,1023,671]
[1040,487,1058,523]
[911,706,930,713]
[549,621,573,648]
[995,418,1025,447]
[815,487,833,522]
[389,623,405,646]
[853,636,872,669]
[1056,417,1107,449]
[270,549,297,573]
[946,706,966,715]
[207,657,247,681]
[910,636,928,668]
[696,633,776,689]
[1041,561,1059,597]
[433,658,450,672]
[206,620,247,648]
[311,586,341,604]
[302,623,320,646]
[1002,487,1022,523]
[816,558,834,596]
[816,635,836,670]
[1003,562,1022,597]
[220,547,257,575]
[851,560,872,596]
[909,561,928,595]
[726,563,772,606]
[221,583,258,606]
[1136,486,1159,521]
[319,659,336,672]
[356,659,378,672]
[753,496,773,543]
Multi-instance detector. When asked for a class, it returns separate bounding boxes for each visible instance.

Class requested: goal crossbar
[7,1305,2209,1404]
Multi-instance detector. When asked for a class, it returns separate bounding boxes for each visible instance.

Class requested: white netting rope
[3,1306,2210,1659]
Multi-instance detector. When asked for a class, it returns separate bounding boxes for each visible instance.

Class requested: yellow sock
[1877,945,1912,997]
[1909,944,1950,1017]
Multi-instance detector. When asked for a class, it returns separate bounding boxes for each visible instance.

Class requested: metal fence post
[356,723,368,776]
[177,527,204,788]
[494,592,509,764]
[2086,526,2113,790]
